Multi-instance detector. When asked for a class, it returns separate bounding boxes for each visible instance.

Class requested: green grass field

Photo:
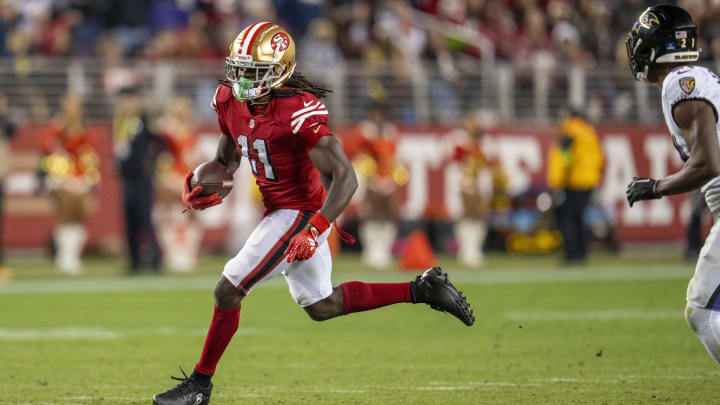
[1,252,719,404]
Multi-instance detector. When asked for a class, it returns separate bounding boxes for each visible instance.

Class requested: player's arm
[284,135,358,262]
[214,133,242,173]
[656,100,720,195]
[308,135,358,222]
[628,100,720,206]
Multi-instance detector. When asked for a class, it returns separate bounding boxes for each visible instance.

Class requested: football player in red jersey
[153,23,474,405]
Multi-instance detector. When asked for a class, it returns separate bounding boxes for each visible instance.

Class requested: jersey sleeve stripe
[211,85,221,111]
[241,22,271,55]
[291,109,328,126]
[291,101,323,118]
[291,110,329,134]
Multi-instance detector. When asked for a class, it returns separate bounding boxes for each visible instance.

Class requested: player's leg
[154,210,311,405]
[685,218,720,365]
[685,304,720,365]
[564,190,582,260]
[152,284,243,404]
[280,238,410,320]
[574,190,591,261]
[124,192,141,271]
[138,187,161,271]
[336,267,474,325]
[554,191,572,261]
[289,238,474,325]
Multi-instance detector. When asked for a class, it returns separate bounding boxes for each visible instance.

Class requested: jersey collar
[238,97,278,120]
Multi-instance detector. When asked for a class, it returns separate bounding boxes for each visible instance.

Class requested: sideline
[0,266,691,295]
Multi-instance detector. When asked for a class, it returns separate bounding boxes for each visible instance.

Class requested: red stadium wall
[3,123,692,249]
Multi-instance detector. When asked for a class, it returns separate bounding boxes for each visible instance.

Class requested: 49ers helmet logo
[271,33,290,51]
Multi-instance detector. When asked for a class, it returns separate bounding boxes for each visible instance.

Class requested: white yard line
[4,376,715,404]
[503,309,682,321]
[0,326,258,341]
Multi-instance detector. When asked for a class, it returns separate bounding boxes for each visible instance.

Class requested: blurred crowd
[2,0,720,67]
[3,0,720,127]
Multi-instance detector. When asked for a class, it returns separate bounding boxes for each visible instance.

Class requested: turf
[1,252,719,404]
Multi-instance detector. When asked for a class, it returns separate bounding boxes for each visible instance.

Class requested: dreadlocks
[271,72,331,99]
[218,72,332,100]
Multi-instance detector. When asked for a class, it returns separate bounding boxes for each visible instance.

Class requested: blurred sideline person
[625,6,720,366]
[113,87,164,273]
[38,96,99,274]
[153,23,474,405]
[546,108,603,264]
[350,103,401,269]
[0,93,16,276]
[156,98,202,272]
[452,114,493,267]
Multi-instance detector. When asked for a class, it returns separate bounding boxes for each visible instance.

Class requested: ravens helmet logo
[632,11,660,33]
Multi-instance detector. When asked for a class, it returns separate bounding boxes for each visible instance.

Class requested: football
[190,161,234,198]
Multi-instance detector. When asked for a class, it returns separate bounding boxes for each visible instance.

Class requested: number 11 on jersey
[237,134,277,181]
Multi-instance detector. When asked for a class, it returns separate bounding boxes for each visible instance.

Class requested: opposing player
[625,6,720,365]
[153,23,474,404]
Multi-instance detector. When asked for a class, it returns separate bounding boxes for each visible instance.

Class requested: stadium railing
[0,57,667,124]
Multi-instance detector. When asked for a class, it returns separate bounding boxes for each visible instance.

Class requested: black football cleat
[414,266,475,326]
[153,368,212,405]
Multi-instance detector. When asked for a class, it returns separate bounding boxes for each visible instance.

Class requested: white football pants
[685,211,720,365]
[685,305,720,365]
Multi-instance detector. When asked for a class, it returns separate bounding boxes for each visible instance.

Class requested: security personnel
[546,109,604,263]
[113,87,165,272]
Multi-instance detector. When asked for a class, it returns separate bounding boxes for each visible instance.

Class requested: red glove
[182,171,223,212]
[284,213,330,262]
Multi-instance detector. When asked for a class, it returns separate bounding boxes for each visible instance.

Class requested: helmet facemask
[626,36,656,81]
[225,55,291,102]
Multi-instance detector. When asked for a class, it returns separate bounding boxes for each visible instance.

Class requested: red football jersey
[211,85,331,215]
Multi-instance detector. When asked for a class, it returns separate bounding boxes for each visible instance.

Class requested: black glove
[626,177,660,207]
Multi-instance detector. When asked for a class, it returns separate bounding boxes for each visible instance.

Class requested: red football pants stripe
[237,211,308,294]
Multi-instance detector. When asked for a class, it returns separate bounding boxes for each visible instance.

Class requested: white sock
[456,219,486,267]
[54,224,85,274]
[360,221,394,269]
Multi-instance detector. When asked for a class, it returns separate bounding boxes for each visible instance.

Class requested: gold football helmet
[225,22,296,101]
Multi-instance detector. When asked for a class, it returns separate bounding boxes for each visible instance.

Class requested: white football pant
[222,209,332,307]
[685,213,720,365]
[685,305,720,365]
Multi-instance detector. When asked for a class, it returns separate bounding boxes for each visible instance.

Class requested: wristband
[652,179,661,198]
[308,212,330,236]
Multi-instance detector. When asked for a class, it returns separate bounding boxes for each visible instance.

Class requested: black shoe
[153,368,212,405]
[414,266,475,326]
